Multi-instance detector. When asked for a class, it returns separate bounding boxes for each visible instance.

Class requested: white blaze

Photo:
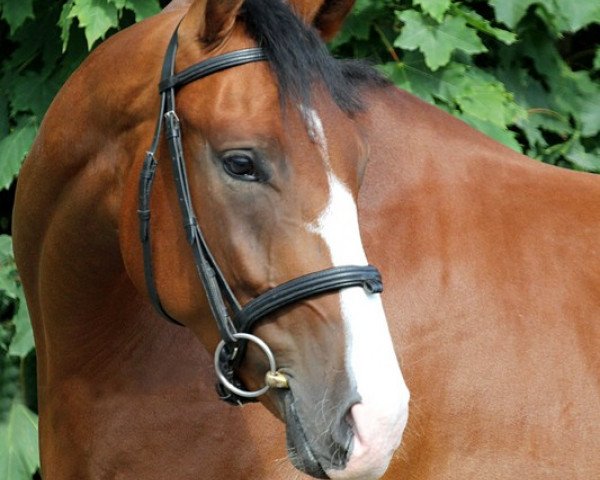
[304,108,410,479]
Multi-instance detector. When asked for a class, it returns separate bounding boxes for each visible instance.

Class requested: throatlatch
[138,26,384,405]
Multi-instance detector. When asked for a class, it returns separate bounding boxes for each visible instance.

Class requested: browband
[159,48,268,92]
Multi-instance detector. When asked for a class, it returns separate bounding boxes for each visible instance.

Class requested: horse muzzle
[277,356,409,479]
[280,388,355,479]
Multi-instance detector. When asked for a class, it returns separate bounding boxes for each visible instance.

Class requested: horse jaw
[308,171,410,479]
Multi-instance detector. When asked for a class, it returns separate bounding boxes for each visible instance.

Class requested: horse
[12,0,410,478]
[282,2,600,477]
[343,79,600,480]
[13,1,600,479]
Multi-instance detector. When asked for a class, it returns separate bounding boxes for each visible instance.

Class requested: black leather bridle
[138,26,384,405]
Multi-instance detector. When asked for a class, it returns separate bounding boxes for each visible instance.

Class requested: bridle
[138,26,384,405]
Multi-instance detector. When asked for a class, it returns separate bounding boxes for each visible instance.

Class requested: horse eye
[222,153,258,180]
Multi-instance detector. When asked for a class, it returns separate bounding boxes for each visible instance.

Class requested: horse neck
[357,83,600,233]
[163,0,192,13]
[356,83,600,341]
[13,12,209,386]
[357,85,529,196]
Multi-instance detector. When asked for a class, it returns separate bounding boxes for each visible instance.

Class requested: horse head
[121,0,409,477]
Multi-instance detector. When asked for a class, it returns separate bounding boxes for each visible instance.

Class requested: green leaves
[59,0,160,50]
[0,235,35,358]
[566,141,600,173]
[551,0,600,32]
[332,0,599,162]
[124,0,161,22]
[11,72,61,119]
[64,0,119,50]
[413,0,451,22]
[452,6,516,45]
[489,0,538,28]
[382,1,525,152]
[8,295,33,358]
[0,237,38,478]
[440,64,525,126]
[0,0,33,33]
[0,235,18,299]
[395,10,486,70]
[0,119,37,191]
[0,402,39,480]
[490,0,600,32]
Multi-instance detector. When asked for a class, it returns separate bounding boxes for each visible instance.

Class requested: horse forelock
[239,0,362,113]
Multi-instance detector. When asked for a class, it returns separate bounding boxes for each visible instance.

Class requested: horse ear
[183,0,244,46]
[311,0,356,41]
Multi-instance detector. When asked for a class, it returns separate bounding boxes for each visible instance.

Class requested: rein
[138,26,383,405]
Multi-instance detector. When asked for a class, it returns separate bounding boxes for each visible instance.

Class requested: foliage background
[0,0,599,478]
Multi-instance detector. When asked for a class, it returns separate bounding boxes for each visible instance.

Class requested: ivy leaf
[548,69,599,137]
[329,0,383,48]
[0,235,18,299]
[580,91,600,138]
[495,44,544,147]
[0,119,37,191]
[380,56,442,103]
[458,113,523,152]
[0,0,34,33]
[10,71,62,118]
[489,0,539,28]
[0,402,39,480]
[566,142,600,172]
[518,20,600,138]
[0,3,63,76]
[59,0,75,52]
[457,84,513,126]
[0,236,33,358]
[123,0,160,21]
[0,325,12,352]
[0,95,7,137]
[489,0,598,32]
[108,0,127,9]
[439,64,525,127]
[495,61,571,139]
[395,11,486,71]
[452,5,516,44]
[0,356,20,420]
[413,0,451,22]
[7,287,34,358]
[68,0,119,50]
[551,0,600,32]
[594,48,600,71]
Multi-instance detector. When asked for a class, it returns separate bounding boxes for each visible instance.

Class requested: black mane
[240,0,388,113]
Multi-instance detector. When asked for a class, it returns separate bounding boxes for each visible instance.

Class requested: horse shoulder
[356,84,600,477]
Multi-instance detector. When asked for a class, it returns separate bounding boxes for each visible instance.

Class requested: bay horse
[13,1,600,480]
[289,2,600,477]
[13,0,409,479]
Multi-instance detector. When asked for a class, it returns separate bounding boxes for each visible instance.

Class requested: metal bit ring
[214,332,277,398]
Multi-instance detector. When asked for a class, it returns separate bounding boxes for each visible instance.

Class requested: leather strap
[137,38,183,326]
[159,48,268,92]
[139,26,386,405]
[235,265,383,334]
[138,148,184,326]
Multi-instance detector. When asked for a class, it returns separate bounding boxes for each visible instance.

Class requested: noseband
[138,27,383,405]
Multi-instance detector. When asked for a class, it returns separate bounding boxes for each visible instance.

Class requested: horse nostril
[344,408,357,452]
[320,404,356,470]
[345,406,355,426]
[333,402,358,450]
